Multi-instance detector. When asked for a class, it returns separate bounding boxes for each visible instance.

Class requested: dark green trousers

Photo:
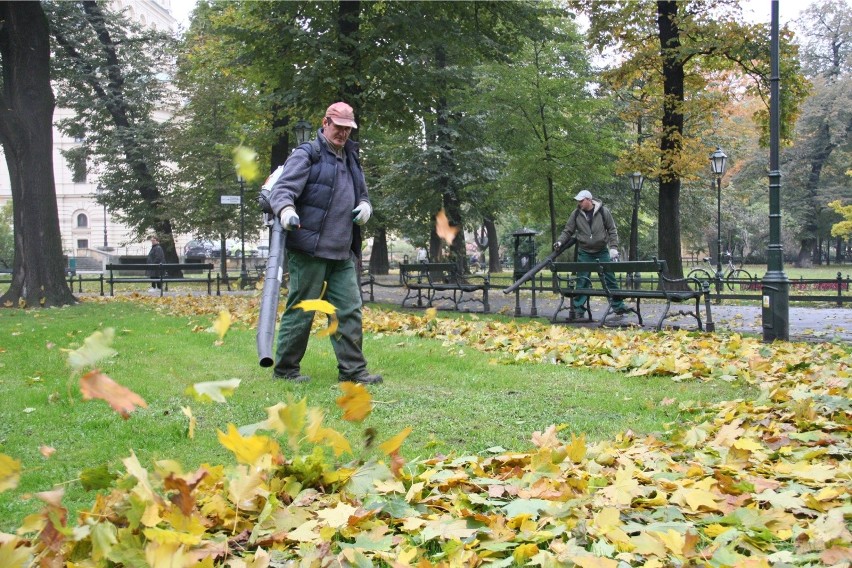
[274,251,367,378]
[573,248,626,313]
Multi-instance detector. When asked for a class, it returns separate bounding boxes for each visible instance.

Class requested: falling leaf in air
[185,379,241,403]
[435,208,458,245]
[0,453,21,492]
[217,423,280,466]
[294,299,338,337]
[233,145,260,182]
[63,328,117,373]
[336,382,373,422]
[181,406,196,439]
[207,310,231,342]
[79,370,148,419]
[378,427,412,455]
[294,299,335,314]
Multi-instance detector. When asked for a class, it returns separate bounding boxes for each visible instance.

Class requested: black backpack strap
[295,138,322,164]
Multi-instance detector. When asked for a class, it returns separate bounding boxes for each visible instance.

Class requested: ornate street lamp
[762,0,789,341]
[295,119,312,145]
[709,146,728,293]
[628,171,644,262]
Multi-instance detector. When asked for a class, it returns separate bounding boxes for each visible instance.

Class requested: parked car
[184,239,213,259]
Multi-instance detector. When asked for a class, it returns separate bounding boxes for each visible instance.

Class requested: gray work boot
[273,372,311,383]
[338,372,383,385]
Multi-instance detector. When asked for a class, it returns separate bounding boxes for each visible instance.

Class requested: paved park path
[362,276,852,344]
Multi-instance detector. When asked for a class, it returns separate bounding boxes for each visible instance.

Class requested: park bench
[550,259,711,331]
[105,263,215,297]
[399,262,490,312]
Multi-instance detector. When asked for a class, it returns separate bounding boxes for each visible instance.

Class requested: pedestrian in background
[267,102,382,385]
[146,235,165,292]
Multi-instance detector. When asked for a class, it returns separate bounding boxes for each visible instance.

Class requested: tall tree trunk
[796,122,834,267]
[657,1,685,278]
[368,227,389,275]
[0,2,75,307]
[434,46,467,272]
[484,218,501,273]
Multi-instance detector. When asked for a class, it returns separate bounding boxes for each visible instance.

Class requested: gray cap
[574,190,593,201]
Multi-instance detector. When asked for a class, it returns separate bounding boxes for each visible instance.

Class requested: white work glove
[352,201,372,225]
[279,207,300,230]
[609,248,620,261]
[553,241,562,251]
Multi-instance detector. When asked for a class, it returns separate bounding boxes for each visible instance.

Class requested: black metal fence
[487,271,852,307]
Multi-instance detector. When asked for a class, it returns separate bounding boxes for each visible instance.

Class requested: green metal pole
[761,0,789,341]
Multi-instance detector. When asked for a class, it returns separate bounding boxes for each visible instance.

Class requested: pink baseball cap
[325,102,358,129]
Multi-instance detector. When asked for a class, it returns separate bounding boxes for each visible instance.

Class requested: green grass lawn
[0,300,757,531]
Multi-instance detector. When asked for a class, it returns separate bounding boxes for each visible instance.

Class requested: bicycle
[687,252,753,291]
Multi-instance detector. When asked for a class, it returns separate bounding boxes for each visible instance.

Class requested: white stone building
[0,0,193,266]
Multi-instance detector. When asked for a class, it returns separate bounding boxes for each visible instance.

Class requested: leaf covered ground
[1,294,850,567]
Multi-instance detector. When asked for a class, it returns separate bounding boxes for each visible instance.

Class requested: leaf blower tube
[256,166,286,367]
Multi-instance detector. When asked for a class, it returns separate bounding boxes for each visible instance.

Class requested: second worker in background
[267,101,382,385]
[554,190,628,319]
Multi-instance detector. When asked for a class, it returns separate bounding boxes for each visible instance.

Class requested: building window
[76,213,88,228]
[77,239,89,249]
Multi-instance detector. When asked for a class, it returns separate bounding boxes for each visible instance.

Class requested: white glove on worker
[352,201,372,225]
[609,248,620,261]
[553,241,562,251]
[279,207,300,230]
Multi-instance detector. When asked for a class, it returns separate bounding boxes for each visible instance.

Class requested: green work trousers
[274,250,367,379]
[573,248,626,313]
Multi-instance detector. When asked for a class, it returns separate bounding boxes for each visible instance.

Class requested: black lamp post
[295,119,312,145]
[762,0,789,341]
[237,173,248,286]
[709,146,728,294]
[96,184,108,249]
[628,171,644,262]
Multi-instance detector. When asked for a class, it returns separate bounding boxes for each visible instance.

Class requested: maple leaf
[435,208,458,244]
[293,298,336,314]
[217,424,280,466]
[181,406,196,439]
[233,144,260,182]
[293,299,338,337]
[264,398,308,451]
[378,427,412,456]
[80,370,148,419]
[336,382,373,422]
[0,538,33,567]
[531,424,561,449]
[0,453,21,492]
[207,310,231,341]
[63,328,117,372]
[316,502,359,529]
[185,378,241,403]
[306,408,352,456]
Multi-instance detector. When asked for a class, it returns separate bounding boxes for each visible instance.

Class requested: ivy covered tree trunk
[0,2,75,308]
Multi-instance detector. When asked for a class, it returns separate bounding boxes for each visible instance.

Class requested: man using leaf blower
[266,102,382,385]
[554,189,627,319]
